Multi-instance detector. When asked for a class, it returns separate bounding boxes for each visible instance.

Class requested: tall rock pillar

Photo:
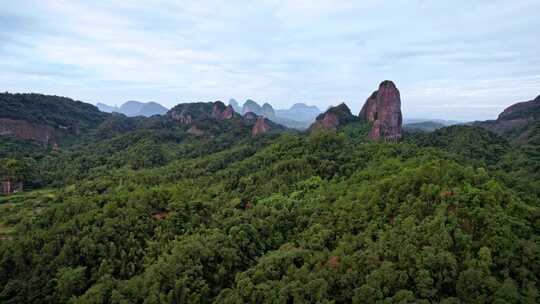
[359,80,403,142]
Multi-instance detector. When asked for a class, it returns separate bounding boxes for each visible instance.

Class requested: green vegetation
[1,96,540,303]
[0,93,108,131]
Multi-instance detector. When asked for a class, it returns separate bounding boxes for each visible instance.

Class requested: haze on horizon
[1,0,539,121]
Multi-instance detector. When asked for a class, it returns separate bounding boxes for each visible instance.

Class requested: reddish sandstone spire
[359,80,403,142]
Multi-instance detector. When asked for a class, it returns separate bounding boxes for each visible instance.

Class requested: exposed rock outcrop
[0,118,55,144]
[310,112,339,131]
[309,103,354,131]
[251,116,271,137]
[359,80,403,142]
[212,102,234,120]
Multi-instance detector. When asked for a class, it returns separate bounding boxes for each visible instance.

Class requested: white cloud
[1,0,539,120]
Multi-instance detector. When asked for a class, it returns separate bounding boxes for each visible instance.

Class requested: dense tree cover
[0,93,108,131]
[407,126,511,167]
[0,137,49,159]
[1,115,539,303]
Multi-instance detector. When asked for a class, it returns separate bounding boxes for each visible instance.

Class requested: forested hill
[0,91,539,303]
[476,95,540,144]
[0,93,108,131]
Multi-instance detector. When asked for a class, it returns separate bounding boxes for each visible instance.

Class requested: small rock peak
[309,103,353,131]
[212,101,234,120]
[251,116,271,137]
[359,80,403,142]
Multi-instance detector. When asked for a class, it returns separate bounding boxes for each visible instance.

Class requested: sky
[1,0,539,121]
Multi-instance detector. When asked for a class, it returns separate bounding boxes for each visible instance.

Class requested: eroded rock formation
[0,118,55,144]
[212,102,234,120]
[359,80,403,142]
[251,116,271,137]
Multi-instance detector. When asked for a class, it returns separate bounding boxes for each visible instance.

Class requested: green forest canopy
[0,95,539,303]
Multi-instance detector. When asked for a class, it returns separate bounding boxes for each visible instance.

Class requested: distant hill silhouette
[229,99,321,130]
[97,101,168,117]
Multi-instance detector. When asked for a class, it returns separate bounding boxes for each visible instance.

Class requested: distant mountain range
[403,118,462,126]
[97,101,168,117]
[228,99,322,130]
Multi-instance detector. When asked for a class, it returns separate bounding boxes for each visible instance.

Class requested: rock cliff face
[0,118,55,144]
[309,103,354,131]
[212,102,234,120]
[359,80,403,142]
[251,116,271,137]
[310,112,340,131]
